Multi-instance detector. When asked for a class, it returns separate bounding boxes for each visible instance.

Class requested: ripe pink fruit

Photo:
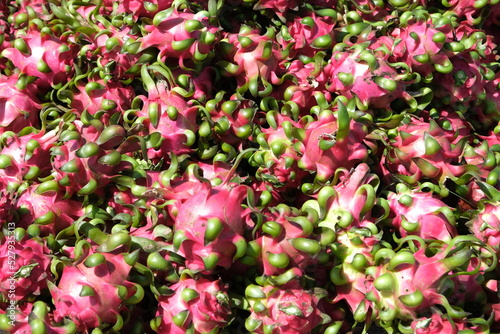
[154,276,232,333]
[0,74,41,133]
[173,182,250,273]
[387,185,458,241]
[297,108,368,182]
[245,279,331,333]
[49,252,142,332]
[0,237,52,302]
[1,27,77,89]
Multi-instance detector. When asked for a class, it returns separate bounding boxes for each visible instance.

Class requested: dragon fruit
[1,27,77,89]
[15,183,84,236]
[49,251,143,332]
[126,65,198,162]
[249,204,323,276]
[410,310,459,334]
[275,59,332,112]
[0,74,41,133]
[370,16,454,82]
[152,275,232,334]
[297,106,368,182]
[0,236,52,303]
[0,129,57,191]
[329,225,383,320]
[0,300,78,334]
[304,163,380,229]
[206,95,259,146]
[363,237,485,327]
[381,116,470,184]
[218,25,289,97]
[277,11,335,58]
[386,184,458,241]
[324,44,416,111]
[251,114,308,192]
[139,9,219,69]
[467,201,500,254]
[172,178,251,273]
[67,78,136,117]
[244,278,332,333]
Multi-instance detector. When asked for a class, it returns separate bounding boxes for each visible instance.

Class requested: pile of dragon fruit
[2,0,500,333]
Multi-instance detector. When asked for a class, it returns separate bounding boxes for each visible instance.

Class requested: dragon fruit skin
[0,300,78,334]
[364,240,477,325]
[207,96,260,146]
[274,59,332,112]
[69,79,136,117]
[297,109,368,182]
[324,45,413,111]
[219,26,288,97]
[140,9,219,69]
[131,67,199,161]
[277,11,335,58]
[245,279,331,334]
[330,226,383,318]
[0,130,57,191]
[0,74,41,133]
[173,182,251,273]
[153,276,232,334]
[387,185,458,241]
[15,184,84,236]
[49,252,142,332]
[381,117,469,184]
[251,114,308,192]
[410,310,459,334]
[249,204,322,276]
[467,202,500,254]
[0,237,52,302]
[1,27,77,89]
[370,17,453,81]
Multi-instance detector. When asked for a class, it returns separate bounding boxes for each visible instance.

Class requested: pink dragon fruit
[370,16,454,81]
[251,114,308,192]
[245,278,331,333]
[297,106,368,182]
[49,251,143,332]
[329,225,383,320]
[251,0,301,20]
[0,129,57,191]
[302,163,380,229]
[0,74,41,133]
[364,238,478,326]
[50,121,133,198]
[0,300,78,334]
[249,204,322,276]
[433,53,489,108]
[15,183,84,236]
[274,59,332,112]
[219,25,289,97]
[68,78,136,117]
[410,310,459,334]
[276,11,335,58]
[0,236,52,302]
[140,9,219,69]
[467,201,500,254]
[324,44,415,111]
[152,275,232,333]
[127,65,198,162]
[381,116,470,184]
[1,27,77,89]
[387,184,458,241]
[104,0,174,20]
[172,181,251,273]
[207,95,259,146]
